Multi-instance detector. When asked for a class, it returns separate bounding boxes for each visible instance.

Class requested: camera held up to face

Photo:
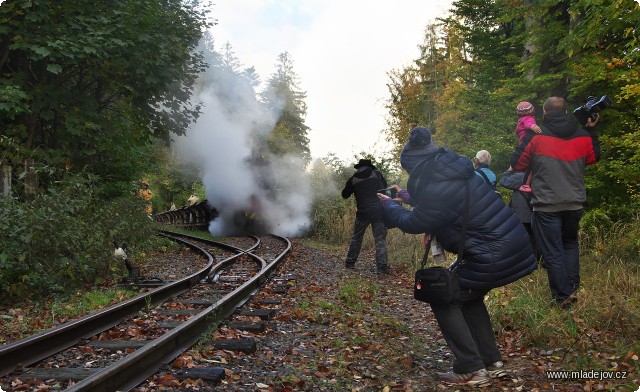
[573,95,612,125]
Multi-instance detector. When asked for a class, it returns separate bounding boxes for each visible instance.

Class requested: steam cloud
[172,40,312,237]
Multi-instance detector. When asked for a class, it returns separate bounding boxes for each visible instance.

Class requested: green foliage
[307,158,354,242]
[261,52,311,164]
[49,288,137,321]
[485,214,640,372]
[488,242,640,369]
[145,144,204,212]
[0,171,156,303]
[385,24,450,159]
[384,0,640,219]
[0,0,211,193]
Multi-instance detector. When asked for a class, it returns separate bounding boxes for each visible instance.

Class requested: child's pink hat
[517,101,535,116]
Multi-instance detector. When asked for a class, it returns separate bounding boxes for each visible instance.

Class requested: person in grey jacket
[499,170,541,263]
[378,127,536,387]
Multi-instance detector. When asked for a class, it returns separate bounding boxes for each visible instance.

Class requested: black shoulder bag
[414,181,470,305]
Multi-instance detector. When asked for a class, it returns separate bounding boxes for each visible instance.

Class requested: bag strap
[419,180,471,269]
[475,167,495,189]
[419,236,433,269]
[457,181,471,262]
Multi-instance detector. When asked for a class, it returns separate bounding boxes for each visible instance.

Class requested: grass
[0,288,136,342]
[309,211,640,381]
[159,227,217,241]
[338,278,383,311]
[488,254,640,373]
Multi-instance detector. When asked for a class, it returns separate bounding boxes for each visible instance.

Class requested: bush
[0,172,156,303]
[310,196,355,244]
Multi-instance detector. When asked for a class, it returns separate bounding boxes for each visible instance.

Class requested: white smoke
[172,39,312,237]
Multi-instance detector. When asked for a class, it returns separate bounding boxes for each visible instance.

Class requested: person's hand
[586,113,599,128]
[377,192,395,209]
[396,188,412,204]
[507,165,514,172]
[532,124,542,133]
[386,185,405,202]
[376,192,390,200]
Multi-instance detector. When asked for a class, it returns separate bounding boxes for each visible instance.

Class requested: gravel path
[1,237,619,391]
[200,239,588,392]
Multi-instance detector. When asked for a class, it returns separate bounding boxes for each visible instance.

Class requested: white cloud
[211,0,452,162]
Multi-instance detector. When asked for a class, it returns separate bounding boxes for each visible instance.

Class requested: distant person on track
[342,158,390,274]
[188,194,199,206]
[378,126,536,387]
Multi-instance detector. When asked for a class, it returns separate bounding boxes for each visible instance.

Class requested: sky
[210,0,453,163]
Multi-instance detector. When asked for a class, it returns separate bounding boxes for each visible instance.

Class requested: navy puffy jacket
[382,148,537,290]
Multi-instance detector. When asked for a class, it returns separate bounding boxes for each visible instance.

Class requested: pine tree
[261,52,310,164]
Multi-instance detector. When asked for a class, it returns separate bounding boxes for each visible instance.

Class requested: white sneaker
[487,361,508,378]
[437,369,492,387]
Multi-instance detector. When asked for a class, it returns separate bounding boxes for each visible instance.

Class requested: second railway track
[0,231,291,391]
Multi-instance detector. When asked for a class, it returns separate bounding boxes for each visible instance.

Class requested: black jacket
[499,171,533,224]
[342,166,387,221]
[382,148,537,290]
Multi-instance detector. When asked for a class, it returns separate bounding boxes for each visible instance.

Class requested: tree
[385,23,466,159]
[0,0,211,196]
[261,52,310,164]
[384,0,640,218]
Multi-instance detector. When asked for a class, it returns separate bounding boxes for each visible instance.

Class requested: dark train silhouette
[155,147,276,235]
[155,200,218,231]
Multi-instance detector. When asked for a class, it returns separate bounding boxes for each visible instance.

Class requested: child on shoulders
[515,101,542,143]
[514,101,542,192]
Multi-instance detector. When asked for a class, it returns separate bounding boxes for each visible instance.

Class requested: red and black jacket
[512,112,600,212]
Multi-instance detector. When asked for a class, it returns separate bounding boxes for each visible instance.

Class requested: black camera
[573,95,611,125]
[377,188,398,198]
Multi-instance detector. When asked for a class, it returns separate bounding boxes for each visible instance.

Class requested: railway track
[0,231,291,391]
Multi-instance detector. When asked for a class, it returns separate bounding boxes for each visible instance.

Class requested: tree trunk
[1,165,11,198]
[24,159,38,195]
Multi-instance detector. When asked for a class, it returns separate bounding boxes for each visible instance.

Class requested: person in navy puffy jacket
[378,127,536,387]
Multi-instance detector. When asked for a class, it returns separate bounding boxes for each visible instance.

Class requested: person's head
[516,101,535,117]
[474,150,491,167]
[354,158,376,171]
[400,126,439,173]
[542,96,567,115]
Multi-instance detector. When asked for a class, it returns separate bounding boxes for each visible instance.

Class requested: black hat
[400,127,438,173]
[354,159,376,170]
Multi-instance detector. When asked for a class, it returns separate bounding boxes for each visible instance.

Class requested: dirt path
[213,239,598,391]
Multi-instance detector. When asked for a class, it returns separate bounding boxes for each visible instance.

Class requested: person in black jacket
[378,127,536,387]
[499,170,542,264]
[342,158,389,274]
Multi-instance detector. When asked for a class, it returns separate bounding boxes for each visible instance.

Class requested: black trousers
[430,288,502,374]
[345,216,388,268]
